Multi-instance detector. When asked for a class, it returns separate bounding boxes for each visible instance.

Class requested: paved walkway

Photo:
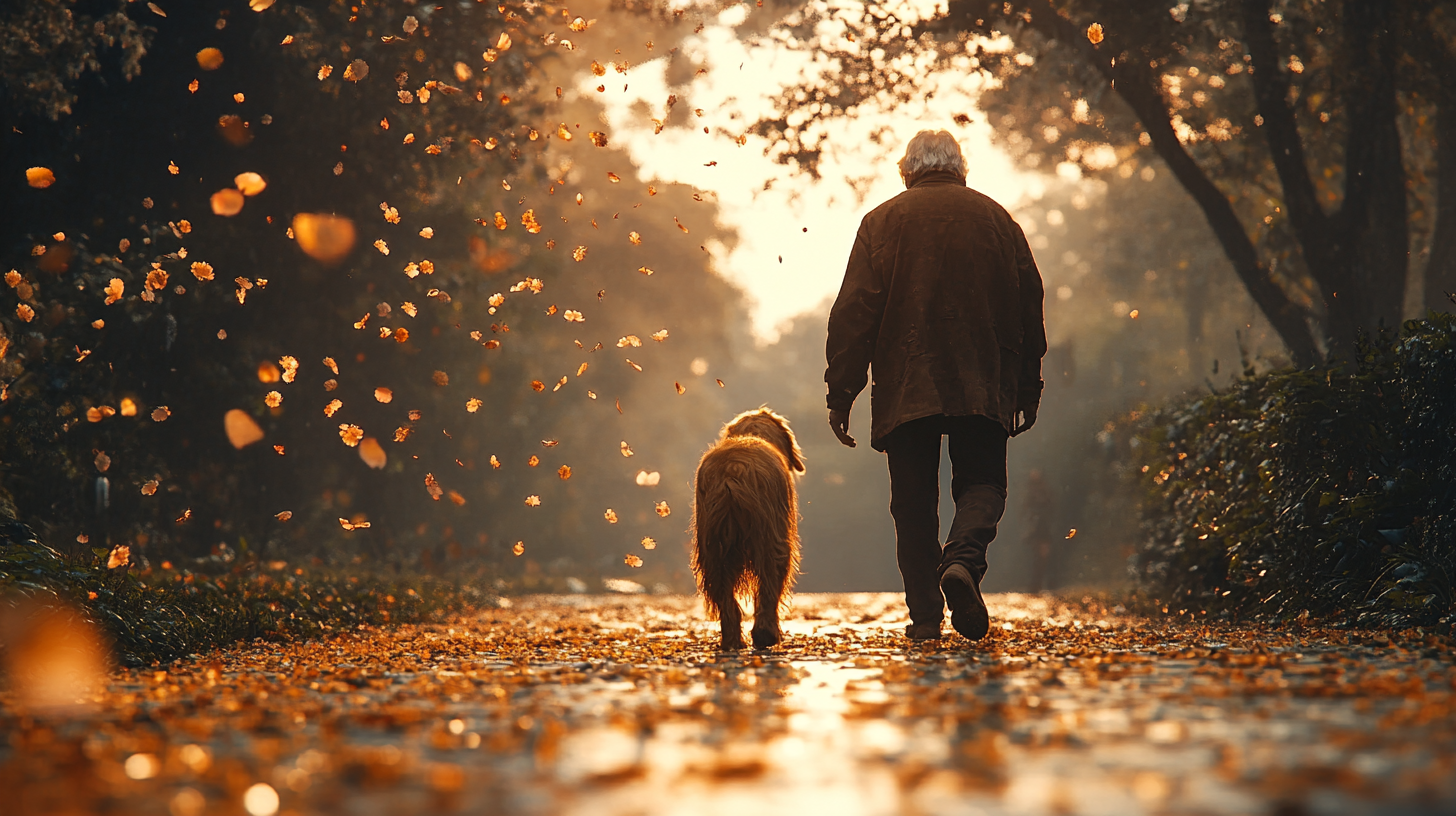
[3,593,1454,815]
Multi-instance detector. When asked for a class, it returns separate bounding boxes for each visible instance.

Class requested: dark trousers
[883,414,1008,626]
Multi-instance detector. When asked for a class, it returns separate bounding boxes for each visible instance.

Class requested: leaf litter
[4,594,1455,816]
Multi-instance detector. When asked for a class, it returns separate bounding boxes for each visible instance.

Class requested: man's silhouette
[825,129,1046,641]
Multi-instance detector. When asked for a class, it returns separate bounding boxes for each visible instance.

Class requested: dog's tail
[691,437,798,617]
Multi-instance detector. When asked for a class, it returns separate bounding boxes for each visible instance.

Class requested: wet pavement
[4,592,1455,815]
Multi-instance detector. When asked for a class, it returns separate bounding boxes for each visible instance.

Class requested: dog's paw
[750,628,782,650]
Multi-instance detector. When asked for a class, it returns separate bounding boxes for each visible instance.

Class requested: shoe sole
[941,571,990,641]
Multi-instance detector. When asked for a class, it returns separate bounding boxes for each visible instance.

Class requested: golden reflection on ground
[2,593,1454,815]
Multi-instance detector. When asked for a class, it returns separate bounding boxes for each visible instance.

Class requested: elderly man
[825,129,1046,641]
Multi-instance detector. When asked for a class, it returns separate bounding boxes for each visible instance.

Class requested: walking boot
[940,564,989,641]
[905,621,942,640]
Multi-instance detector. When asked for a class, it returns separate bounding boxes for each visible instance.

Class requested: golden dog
[691,408,804,650]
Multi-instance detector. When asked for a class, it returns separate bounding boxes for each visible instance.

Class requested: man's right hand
[1011,404,1038,437]
[829,408,857,448]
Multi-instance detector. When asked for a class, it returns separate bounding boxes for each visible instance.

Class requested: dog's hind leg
[750,537,789,650]
[718,594,745,651]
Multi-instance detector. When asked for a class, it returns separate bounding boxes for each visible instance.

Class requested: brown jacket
[826,169,1046,451]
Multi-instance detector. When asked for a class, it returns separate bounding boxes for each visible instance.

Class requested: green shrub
[1,532,490,666]
[1127,314,1456,628]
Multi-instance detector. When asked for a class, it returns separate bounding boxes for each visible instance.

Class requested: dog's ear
[776,413,806,473]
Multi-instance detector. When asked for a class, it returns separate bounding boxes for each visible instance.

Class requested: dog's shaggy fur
[691,408,804,650]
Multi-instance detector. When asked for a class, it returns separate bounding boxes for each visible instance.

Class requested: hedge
[1127,314,1456,629]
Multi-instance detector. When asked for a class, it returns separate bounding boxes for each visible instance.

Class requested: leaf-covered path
[5,593,1455,815]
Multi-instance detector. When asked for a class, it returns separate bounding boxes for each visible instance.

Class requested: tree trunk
[1423,50,1456,312]
[1323,0,1409,352]
[1242,0,1408,356]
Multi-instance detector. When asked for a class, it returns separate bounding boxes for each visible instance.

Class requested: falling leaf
[553,376,568,392]
[628,231,642,245]
[293,213,357,264]
[107,545,130,570]
[211,189,245,216]
[716,379,725,387]
[372,387,393,404]
[639,266,654,276]
[176,509,191,523]
[512,541,525,556]
[25,167,55,189]
[338,518,371,531]
[604,509,618,523]
[563,310,585,322]
[324,399,342,417]
[151,406,171,422]
[338,424,363,447]
[606,172,621,183]
[323,357,339,375]
[651,329,669,342]
[225,409,265,449]
[675,382,685,395]
[527,455,540,467]
[420,473,444,502]
[635,470,661,486]
[589,131,608,147]
[141,480,159,496]
[557,465,572,480]
[625,554,643,568]
[617,335,642,348]
[1086,22,1104,44]
[343,59,369,81]
[466,398,483,412]
[626,359,643,372]
[264,391,282,408]
[525,495,541,507]
[275,510,293,521]
[620,441,634,457]
[234,172,267,196]
[196,47,224,71]
[359,437,387,469]
[1066,528,1079,539]
[16,304,34,322]
[655,501,671,517]
[249,0,275,10]
[273,445,285,455]
[190,261,214,281]
[572,246,588,262]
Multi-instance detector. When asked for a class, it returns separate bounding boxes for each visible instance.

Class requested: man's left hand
[1011,405,1038,437]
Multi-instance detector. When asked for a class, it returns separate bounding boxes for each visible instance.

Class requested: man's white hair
[897,129,967,181]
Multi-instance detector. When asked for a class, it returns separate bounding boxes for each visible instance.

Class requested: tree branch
[1014,0,1321,364]
[1240,0,1334,271]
